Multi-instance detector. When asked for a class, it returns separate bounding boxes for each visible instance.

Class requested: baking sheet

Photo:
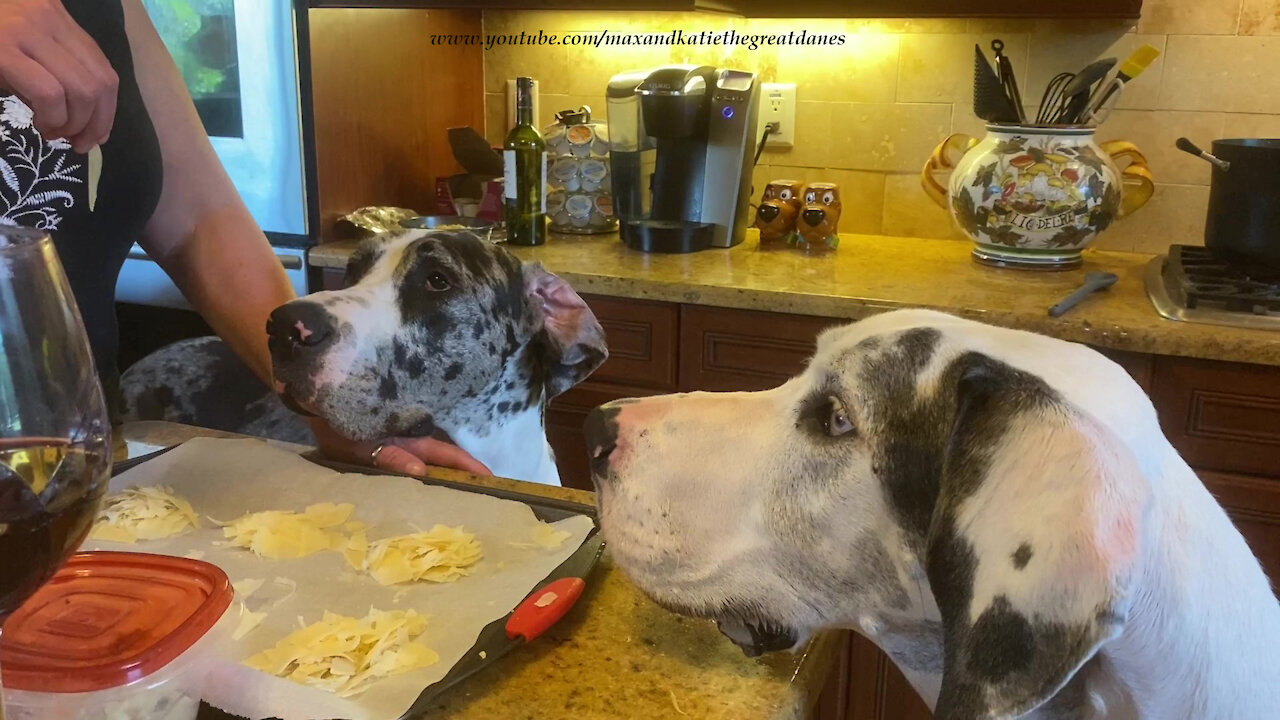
[84,437,596,720]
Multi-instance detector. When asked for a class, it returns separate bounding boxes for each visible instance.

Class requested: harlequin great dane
[122,229,607,486]
[585,309,1280,719]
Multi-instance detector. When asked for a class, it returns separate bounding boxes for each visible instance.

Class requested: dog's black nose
[756,204,780,223]
[802,208,826,227]
[584,405,620,482]
[267,302,337,358]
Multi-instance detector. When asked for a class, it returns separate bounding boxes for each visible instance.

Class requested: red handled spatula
[402,532,604,715]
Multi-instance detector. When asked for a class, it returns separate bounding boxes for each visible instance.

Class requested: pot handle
[1098,140,1155,218]
[921,133,979,209]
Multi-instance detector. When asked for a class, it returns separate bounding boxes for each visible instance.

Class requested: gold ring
[370,443,387,465]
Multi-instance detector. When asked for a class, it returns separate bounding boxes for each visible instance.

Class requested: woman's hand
[0,0,117,151]
[308,418,492,477]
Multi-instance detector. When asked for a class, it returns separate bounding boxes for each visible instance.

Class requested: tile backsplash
[482,1,1280,254]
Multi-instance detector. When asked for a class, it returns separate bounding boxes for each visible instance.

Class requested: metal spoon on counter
[1048,272,1119,317]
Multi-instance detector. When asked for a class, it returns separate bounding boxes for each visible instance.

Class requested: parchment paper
[83,437,595,720]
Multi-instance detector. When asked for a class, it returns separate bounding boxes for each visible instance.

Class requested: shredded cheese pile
[244,609,439,697]
[88,486,201,543]
[220,503,354,559]
[509,521,573,550]
[345,525,483,586]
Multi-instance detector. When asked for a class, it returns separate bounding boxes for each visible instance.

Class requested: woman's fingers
[382,437,492,477]
[0,0,118,150]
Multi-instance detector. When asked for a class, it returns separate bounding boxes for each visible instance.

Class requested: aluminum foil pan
[333,206,422,239]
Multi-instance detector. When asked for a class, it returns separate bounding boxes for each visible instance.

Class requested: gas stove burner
[1147,245,1280,330]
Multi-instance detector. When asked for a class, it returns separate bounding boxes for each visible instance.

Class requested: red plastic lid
[0,551,232,693]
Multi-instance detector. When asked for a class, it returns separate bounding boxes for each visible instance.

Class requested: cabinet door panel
[1200,470,1280,586]
[583,295,680,391]
[1151,357,1280,478]
[679,306,841,392]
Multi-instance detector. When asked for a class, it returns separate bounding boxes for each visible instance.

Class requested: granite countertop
[117,421,840,720]
[309,231,1280,367]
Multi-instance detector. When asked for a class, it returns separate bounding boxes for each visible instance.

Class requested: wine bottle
[503,77,547,246]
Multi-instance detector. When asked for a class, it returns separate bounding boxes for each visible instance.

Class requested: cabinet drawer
[1200,471,1280,586]
[584,294,679,391]
[1151,356,1280,478]
[679,306,842,392]
[546,381,662,491]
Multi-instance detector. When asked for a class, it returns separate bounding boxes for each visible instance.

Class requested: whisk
[1036,72,1073,125]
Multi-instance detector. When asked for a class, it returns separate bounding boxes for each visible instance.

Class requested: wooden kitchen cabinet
[1150,356,1280,479]
[678,306,841,392]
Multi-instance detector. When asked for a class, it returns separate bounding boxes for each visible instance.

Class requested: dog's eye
[805,191,816,204]
[426,271,451,291]
[779,188,792,201]
[822,191,835,205]
[820,396,855,437]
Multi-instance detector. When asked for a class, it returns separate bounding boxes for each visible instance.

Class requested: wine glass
[0,227,112,694]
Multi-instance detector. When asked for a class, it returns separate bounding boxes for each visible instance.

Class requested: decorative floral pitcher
[922,125,1154,269]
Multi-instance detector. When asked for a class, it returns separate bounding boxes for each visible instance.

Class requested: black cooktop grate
[1166,245,1280,314]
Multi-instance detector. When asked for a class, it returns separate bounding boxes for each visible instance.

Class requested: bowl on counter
[400,215,502,242]
[0,552,233,720]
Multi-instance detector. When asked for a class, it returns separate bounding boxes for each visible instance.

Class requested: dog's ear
[523,263,607,398]
[926,357,1148,720]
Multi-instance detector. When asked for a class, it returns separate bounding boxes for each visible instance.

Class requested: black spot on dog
[967,595,1035,682]
[496,401,510,414]
[864,345,1058,551]
[404,352,427,379]
[444,363,463,381]
[438,232,496,281]
[392,339,409,366]
[133,384,177,419]
[1012,543,1033,570]
[472,319,485,340]
[378,374,398,401]
[504,324,518,353]
[188,341,278,431]
[345,242,384,285]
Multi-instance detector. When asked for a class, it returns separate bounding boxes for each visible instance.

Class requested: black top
[0,0,164,418]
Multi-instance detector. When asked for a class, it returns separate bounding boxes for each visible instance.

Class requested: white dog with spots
[585,309,1280,719]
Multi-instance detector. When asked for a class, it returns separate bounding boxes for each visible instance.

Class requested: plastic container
[543,106,618,234]
[0,552,233,720]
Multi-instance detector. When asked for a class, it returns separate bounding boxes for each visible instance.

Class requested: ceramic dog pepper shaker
[754,179,805,249]
[796,182,842,253]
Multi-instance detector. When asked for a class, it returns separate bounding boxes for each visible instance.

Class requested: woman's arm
[120,0,489,477]
[123,0,289,384]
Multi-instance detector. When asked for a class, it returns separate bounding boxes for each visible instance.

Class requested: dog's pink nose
[268,301,335,351]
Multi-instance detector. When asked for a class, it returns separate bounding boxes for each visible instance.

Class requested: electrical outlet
[761,82,796,148]
[506,79,540,130]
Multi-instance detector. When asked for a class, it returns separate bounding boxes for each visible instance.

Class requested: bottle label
[503,150,548,212]
[504,150,516,200]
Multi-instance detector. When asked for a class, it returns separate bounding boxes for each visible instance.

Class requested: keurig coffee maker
[607,66,760,253]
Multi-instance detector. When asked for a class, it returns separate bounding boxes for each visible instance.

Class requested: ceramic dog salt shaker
[754,179,805,249]
[797,182,842,253]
